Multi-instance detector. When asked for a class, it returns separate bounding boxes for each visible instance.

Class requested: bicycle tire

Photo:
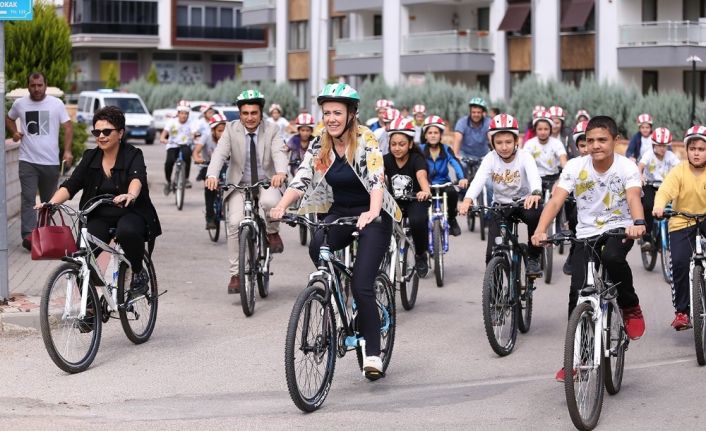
[564,301,604,431]
[207,221,220,242]
[543,243,553,284]
[284,282,336,412]
[640,242,657,272]
[660,226,672,284]
[356,272,396,378]
[482,256,517,356]
[556,215,565,255]
[467,212,475,232]
[692,265,706,366]
[239,226,257,317]
[257,230,270,299]
[399,239,419,311]
[479,192,487,241]
[517,256,534,334]
[603,302,626,394]
[117,257,159,344]
[175,162,185,211]
[433,220,444,287]
[40,263,102,374]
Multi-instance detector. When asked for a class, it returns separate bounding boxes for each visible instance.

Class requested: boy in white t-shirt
[459,114,543,275]
[638,127,680,252]
[160,100,199,194]
[531,116,646,382]
[523,110,567,180]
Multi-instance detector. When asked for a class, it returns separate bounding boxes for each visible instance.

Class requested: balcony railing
[334,36,383,58]
[176,26,266,41]
[71,23,158,36]
[403,29,491,54]
[619,21,706,46]
[243,47,275,66]
[242,0,275,10]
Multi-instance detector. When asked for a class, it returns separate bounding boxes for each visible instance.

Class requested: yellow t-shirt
[654,161,706,232]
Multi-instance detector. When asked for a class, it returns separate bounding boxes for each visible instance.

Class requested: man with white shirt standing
[5,72,73,251]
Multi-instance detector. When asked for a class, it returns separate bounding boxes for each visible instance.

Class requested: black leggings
[444,186,459,219]
[308,205,392,356]
[86,212,147,270]
[669,223,706,313]
[485,206,542,263]
[642,185,657,240]
[165,146,191,183]
[399,200,429,256]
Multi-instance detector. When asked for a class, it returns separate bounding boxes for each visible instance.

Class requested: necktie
[248,133,258,185]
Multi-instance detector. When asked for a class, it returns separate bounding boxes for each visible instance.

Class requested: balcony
[333,36,383,75]
[241,0,276,26]
[401,30,493,73]
[70,22,159,48]
[617,21,706,69]
[241,47,275,80]
[333,0,382,13]
[71,23,158,35]
[176,26,266,41]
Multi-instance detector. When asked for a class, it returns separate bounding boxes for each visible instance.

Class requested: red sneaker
[555,367,577,383]
[671,312,691,331]
[622,304,645,340]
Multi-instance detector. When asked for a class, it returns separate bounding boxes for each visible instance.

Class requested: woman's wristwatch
[633,219,646,226]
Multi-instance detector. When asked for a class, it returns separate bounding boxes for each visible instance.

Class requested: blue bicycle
[640,182,672,283]
[429,182,452,287]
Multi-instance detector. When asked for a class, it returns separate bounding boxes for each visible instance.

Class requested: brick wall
[4,139,20,219]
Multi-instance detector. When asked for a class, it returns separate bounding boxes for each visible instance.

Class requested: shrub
[58,122,88,166]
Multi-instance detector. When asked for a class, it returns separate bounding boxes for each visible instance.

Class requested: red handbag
[31,207,78,260]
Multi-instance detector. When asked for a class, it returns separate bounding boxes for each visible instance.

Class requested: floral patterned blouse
[289,126,402,222]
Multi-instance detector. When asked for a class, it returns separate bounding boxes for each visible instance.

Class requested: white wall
[658,0,682,20]
[617,0,642,24]
[275,0,287,83]
[596,0,620,83]
[489,0,507,101]
[158,0,172,49]
[383,0,401,85]
[407,4,479,33]
[533,0,560,81]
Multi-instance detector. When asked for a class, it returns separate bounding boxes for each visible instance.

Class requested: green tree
[146,64,159,85]
[4,1,71,91]
[105,64,120,89]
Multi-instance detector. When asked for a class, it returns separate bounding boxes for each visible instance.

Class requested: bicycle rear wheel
[660,228,672,284]
[175,163,186,211]
[544,221,554,284]
[356,273,396,379]
[603,302,626,394]
[564,301,604,431]
[239,226,257,316]
[517,256,534,334]
[40,263,102,374]
[482,256,517,356]
[118,257,159,344]
[692,265,706,366]
[207,221,220,242]
[433,220,444,287]
[284,282,336,412]
[399,239,419,311]
[257,231,270,299]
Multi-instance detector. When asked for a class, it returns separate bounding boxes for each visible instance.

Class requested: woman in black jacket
[42,106,161,293]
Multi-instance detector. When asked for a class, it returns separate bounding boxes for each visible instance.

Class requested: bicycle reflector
[495,236,503,246]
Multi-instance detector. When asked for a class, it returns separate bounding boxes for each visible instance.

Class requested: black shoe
[527,257,542,276]
[415,254,429,278]
[21,235,31,251]
[449,218,462,237]
[130,269,150,296]
[562,257,572,276]
[205,217,217,230]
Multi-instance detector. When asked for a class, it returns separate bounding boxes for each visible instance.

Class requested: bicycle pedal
[363,370,385,381]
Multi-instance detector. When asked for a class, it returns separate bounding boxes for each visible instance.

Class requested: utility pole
[687,56,703,126]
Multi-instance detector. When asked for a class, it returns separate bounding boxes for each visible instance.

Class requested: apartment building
[65,0,267,91]
[240,0,706,109]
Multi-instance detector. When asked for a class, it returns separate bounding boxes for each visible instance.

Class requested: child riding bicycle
[193,113,228,230]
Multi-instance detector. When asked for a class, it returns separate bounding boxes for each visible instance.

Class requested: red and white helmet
[573,120,589,142]
[422,115,446,134]
[200,103,215,113]
[637,113,653,125]
[532,105,547,116]
[651,127,672,145]
[412,104,426,115]
[684,125,706,146]
[268,103,283,115]
[548,106,565,121]
[388,117,416,138]
[488,114,520,138]
[532,110,553,128]
[295,113,315,128]
[381,107,400,123]
[208,113,228,128]
[176,100,191,112]
[575,109,590,121]
[375,99,392,110]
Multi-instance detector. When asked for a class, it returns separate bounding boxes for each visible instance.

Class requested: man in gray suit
[206,89,289,294]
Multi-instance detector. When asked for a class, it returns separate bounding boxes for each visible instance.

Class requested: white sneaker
[363,355,383,374]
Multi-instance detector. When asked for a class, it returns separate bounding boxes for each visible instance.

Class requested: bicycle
[476,201,539,356]
[640,182,672,283]
[39,195,161,374]
[661,209,706,365]
[171,147,187,210]
[429,182,453,287]
[223,181,272,317]
[281,214,396,412]
[540,174,562,284]
[462,157,487,240]
[542,229,630,431]
[197,163,227,242]
[381,195,420,311]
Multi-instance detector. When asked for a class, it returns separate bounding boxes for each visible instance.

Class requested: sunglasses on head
[91,128,117,137]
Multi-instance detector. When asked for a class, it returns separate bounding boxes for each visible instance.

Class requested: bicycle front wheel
[564,301,604,431]
[257,232,270,299]
[433,220,444,287]
[544,221,554,284]
[284,282,336,412]
[603,302,626,394]
[299,224,308,246]
[118,257,159,344]
[640,241,657,271]
[517,256,534,334]
[356,273,396,378]
[239,226,257,317]
[660,235,672,284]
[482,256,517,356]
[40,263,102,374]
[692,265,706,366]
[478,192,487,241]
[175,163,186,210]
[208,220,220,242]
[399,240,419,311]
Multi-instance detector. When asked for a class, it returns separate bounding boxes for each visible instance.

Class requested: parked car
[77,90,156,145]
[152,100,214,131]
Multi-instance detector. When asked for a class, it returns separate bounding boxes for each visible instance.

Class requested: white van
[77,90,156,145]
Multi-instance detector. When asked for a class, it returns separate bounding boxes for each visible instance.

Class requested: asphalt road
[1,142,704,430]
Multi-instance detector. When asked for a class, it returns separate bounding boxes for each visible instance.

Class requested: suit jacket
[206,120,289,200]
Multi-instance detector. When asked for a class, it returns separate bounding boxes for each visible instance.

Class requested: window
[212,54,236,63]
[205,7,217,27]
[684,71,706,100]
[177,6,188,26]
[104,97,147,114]
[477,74,490,91]
[179,53,202,62]
[477,7,490,31]
[120,52,138,61]
[642,70,658,94]
[100,52,119,60]
[329,16,348,48]
[221,7,233,28]
[642,0,657,22]
[374,15,382,36]
[153,52,178,61]
[191,7,203,26]
[289,21,308,50]
[292,80,309,110]
[684,0,706,20]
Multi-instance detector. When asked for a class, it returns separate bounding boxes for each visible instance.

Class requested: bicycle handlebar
[281,214,380,229]
[660,209,706,220]
[223,180,271,191]
[471,199,528,213]
[540,228,626,246]
[430,182,455,189]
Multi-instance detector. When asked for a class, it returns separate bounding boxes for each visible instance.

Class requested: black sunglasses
[91,128,118,137]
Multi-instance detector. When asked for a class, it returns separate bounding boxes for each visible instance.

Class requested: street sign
[0,0,32,21]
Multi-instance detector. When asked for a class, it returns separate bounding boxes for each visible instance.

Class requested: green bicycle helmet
[468,97,487,111]
[236,89,266,109]
[316,83,360,110]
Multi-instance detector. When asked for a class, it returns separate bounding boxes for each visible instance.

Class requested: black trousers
[86,212,147,270]
[642,185,657,240]
[165,146,191,183]
[565,197,578,262]
[399,200,429,256]
[444,186,459,219]
[568,236,639,318]
[485,206,542,263]
[309,205,392,356]
[669,223,706,313]
[199,166,226,219]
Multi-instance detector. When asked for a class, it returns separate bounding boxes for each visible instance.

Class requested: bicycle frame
[428,184,450,254]
[234,184,271,271]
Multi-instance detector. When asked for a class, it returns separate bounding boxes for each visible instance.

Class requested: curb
[0,314,39,335]
[0,294,42,332]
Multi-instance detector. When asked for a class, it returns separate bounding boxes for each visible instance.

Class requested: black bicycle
[382,195,420,311]
[198,163,227,242]
[540,174,563,284]
[462,156,487,239]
